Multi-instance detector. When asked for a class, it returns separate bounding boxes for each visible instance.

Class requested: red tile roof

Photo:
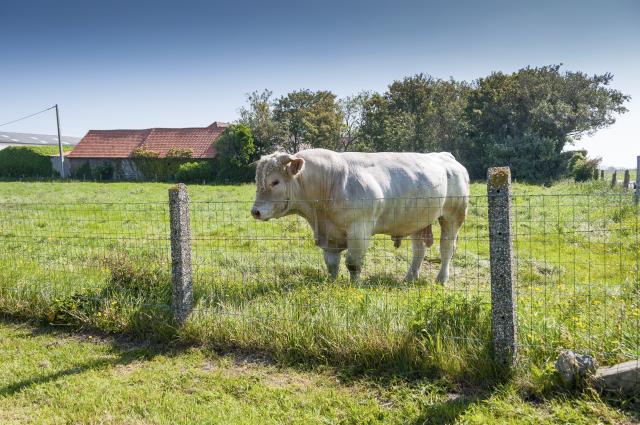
[68,122,227,159]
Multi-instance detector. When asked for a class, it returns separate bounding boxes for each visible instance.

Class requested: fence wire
[0,191,638,368]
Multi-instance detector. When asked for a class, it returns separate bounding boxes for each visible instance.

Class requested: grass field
[0,179,638,402]
[1,319,636,424]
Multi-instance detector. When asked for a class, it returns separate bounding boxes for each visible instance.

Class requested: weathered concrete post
[168,183,193,325]
[487,167,517,368]
[622,170,630,192]
[610,171,617,189]
[635,156,640,206]
[600,170,605,180]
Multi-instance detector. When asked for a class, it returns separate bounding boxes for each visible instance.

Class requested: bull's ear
[288,157,305,177]
[276,153,294,165]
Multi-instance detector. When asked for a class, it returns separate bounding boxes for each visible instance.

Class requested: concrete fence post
[168,183,193,325]
[600,170,604,180]
[610,171,617,189]
[635,156,640,206]
[622,170,630,192]
[487,167,517,368]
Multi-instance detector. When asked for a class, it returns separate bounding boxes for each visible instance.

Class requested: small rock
[555,350,597,386]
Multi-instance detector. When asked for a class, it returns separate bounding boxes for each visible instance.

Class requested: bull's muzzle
[251,207,261,219]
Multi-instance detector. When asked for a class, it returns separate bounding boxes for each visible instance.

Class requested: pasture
[0,180,638,401]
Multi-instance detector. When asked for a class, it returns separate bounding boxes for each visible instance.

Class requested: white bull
[250,149,469,283]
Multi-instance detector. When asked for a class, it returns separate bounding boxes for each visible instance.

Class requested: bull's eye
[271,180,280,187]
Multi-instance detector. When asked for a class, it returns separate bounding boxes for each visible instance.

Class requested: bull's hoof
[346,265,360,281]
[436,270,448,285]
[392,237,402,248]
[404,271,418,282]
[327,270,339,280]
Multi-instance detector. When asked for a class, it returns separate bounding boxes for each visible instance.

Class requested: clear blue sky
[1,0,638,167]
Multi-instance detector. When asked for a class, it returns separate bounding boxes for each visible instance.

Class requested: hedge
[132,147,193,180]
[0,146,58,178]
[175,161,215,183]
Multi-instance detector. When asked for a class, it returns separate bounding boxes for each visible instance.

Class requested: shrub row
[0,146,57,178]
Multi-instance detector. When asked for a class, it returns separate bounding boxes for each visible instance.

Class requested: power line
[0,105,56,128]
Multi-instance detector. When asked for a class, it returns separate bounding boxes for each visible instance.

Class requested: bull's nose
[251,207,261,219]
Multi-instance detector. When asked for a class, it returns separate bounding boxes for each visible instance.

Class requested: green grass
[0,179,638,391]
[0,319,635,424]
[30,145,76,154]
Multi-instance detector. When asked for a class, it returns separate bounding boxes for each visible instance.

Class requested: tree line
[220,64,628,183]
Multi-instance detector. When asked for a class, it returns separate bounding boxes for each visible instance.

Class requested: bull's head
[251,152,305,221]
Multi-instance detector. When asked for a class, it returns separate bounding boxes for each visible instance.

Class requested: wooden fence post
[600,170,604,180]
[487,167,517,368]
[611,171,617,189]
[622,170,630,192]
[169,183,193,325]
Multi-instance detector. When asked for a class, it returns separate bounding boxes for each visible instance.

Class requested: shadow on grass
[1,315,501,425]
[410,392,488,425]
[0,316,178,398]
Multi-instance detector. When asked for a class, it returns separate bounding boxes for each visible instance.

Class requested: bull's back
[338,151,468,235]
[340,151,457,198]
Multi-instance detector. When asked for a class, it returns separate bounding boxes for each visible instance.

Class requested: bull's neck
[287,176,313,219]
[288,170,329,221]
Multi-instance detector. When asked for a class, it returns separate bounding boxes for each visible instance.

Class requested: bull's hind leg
[404,231,427,282]
[436,214,463,284]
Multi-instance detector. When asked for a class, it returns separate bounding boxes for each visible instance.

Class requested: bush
[175,161,215,183]
[0,146,55,178]
[568,152,601,182]
[93,162,114,180]
[73,162,93,179]
[132,147,193,180]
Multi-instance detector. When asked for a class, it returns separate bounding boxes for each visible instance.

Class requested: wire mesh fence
[0,188,638,371]
[511,193,639,364]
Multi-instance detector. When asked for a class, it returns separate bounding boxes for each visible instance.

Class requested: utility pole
[55,104,65,178]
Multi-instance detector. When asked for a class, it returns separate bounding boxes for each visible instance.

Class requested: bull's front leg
[323,249,342,279]
[345,222,372,281]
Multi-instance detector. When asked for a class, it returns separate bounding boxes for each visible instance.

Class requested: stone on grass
[593,360,640,395]
[555,350,597,386]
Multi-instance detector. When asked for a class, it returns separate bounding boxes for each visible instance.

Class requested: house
[67,122,228,179]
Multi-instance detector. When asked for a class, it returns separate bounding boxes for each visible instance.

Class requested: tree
[464,65,629,182]
[360,75,469,155]
[338,91,371,151]
[238,90,282,156]
[214,124,256,182]
[273,89,343,152]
